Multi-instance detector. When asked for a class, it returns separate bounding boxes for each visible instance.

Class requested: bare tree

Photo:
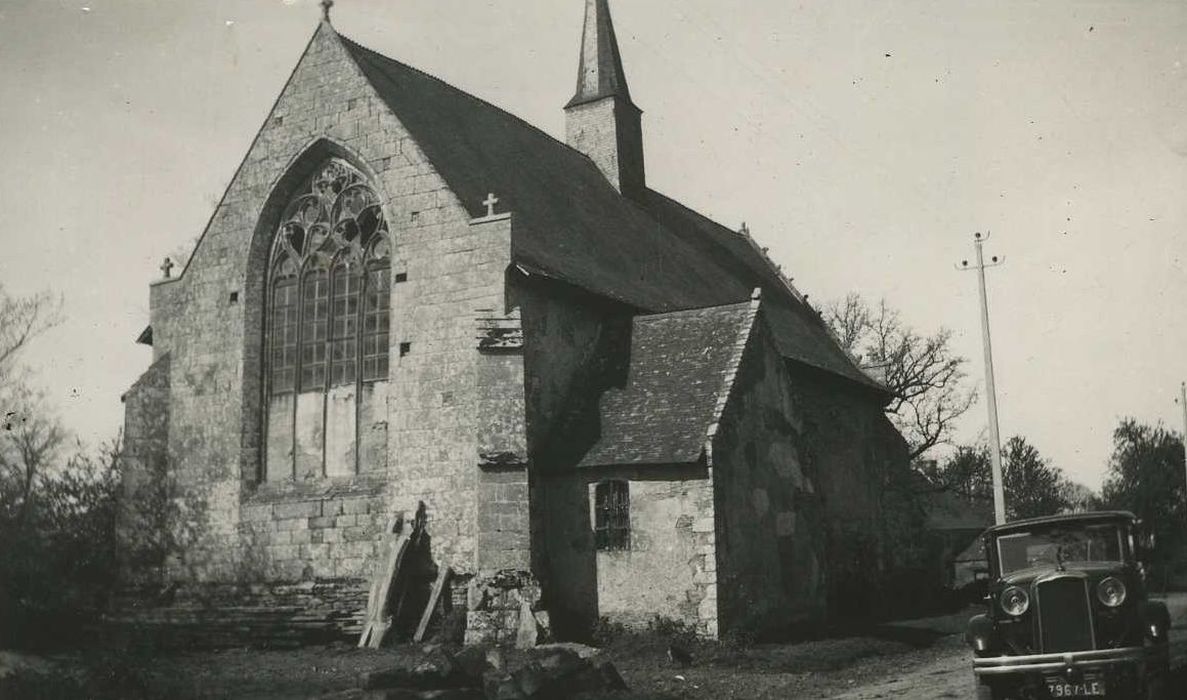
[0,284,66,530]
[0,385,67,530]
[824,293,977,461]
[0,284,62,394]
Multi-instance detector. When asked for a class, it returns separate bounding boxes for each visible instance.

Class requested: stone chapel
[118,0,910,644]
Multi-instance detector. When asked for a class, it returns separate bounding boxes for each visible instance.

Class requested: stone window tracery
[267,160,391,397]
[264,160,391,481]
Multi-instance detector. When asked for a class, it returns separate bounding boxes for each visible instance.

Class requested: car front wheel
[974,675,999,700]
[1145,665,1168,700]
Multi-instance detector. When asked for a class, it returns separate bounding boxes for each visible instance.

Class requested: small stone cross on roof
[321,0,334,22]
[483,193,499,218]
[160,257,174,279]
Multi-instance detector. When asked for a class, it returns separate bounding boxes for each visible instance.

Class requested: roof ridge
[634,297,753,321]
[339,34,597,169]
[645,188,879,387]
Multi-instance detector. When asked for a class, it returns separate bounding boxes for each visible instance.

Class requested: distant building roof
[924,488,994,532]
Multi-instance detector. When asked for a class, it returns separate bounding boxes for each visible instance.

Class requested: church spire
[567,0,631,108]
[564,0,646,199]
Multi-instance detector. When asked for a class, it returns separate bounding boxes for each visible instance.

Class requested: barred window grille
[594,480,631,551]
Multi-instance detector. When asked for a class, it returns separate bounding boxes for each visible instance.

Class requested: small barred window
[594,480,631,551]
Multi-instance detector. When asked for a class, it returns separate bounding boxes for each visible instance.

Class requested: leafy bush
[0,432,123,650]
[646,614,697,648]
[590,616,628,646]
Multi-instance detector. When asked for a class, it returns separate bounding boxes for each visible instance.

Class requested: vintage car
[965,511,1170,699]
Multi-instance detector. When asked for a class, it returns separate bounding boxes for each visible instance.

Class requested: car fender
[1140,600,1170,641]
[965,613,998,653]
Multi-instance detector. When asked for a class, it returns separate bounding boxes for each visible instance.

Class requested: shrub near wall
[0,446,123,650]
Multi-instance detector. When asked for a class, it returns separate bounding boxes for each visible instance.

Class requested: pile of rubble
[463,571,550,649]
[360,643,627,700]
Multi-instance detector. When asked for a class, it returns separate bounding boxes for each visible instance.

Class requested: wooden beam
[357,515,411,649]
[413,565,451,643]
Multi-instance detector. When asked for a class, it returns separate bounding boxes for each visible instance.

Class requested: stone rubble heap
[360,643,626,700]
[463,571,551,649]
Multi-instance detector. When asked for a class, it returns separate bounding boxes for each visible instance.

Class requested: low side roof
[576,300,755,467]
[340,35,882,394]
[923,489,994,532]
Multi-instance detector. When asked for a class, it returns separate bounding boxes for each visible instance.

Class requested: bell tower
[564,0,646,199]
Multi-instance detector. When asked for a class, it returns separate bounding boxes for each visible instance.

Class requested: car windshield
[995,523,1126,575]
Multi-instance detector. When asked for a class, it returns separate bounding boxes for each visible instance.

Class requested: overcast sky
[1,0,1184,490]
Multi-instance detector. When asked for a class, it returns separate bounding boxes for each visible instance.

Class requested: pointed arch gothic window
[265,160,391,481]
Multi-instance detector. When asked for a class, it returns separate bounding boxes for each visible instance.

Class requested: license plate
[1046,680,1106,697]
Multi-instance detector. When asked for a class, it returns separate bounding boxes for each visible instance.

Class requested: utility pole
[1179,382,1187,498]
[959,232,1007,525]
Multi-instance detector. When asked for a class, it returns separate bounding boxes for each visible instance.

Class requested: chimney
[564,0,646,199]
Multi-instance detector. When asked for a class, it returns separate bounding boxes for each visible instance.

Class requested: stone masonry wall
[513,275,626,583]
[540,465,713,637]
[116,354,171,584]
[132,23,511,596]
[786,364,911,620]
[710,313,827,637]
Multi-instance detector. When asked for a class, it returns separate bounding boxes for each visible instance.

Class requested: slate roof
[923,489,994,532]
[339,33,883,394]
[576,300,755,467]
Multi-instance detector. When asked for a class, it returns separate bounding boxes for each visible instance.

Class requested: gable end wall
[132,24,511,588]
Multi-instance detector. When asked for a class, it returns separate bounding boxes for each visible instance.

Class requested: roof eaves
[703,289,763,467]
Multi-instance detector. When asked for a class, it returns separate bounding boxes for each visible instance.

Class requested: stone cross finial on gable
[320,0,334,23]
[483,193,499,218]
[160,257,175,279]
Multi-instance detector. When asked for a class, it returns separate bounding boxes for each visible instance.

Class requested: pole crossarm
[957,231,1008,525]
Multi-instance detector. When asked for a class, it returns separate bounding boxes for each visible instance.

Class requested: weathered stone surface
[360,651,456,691]
[464,571,544,647]
[482,671,525,700]
[527,643,601,661]
[450,646,502,687]
[514,600,537,649]
[364,690,482,700]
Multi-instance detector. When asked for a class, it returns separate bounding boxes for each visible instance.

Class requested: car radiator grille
[1037,577,1094,652]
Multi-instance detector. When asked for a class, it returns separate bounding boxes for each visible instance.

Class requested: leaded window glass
[269,259,299,394]
[329,264,360,386]
[362,266,390,382]
[300,269,330,391]
[266,159,391,397]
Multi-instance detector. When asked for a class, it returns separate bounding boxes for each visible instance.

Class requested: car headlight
[1097,577,1127,607]
[1000,586,1030,616]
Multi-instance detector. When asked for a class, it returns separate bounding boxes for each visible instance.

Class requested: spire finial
[566,0,632,108]
[320,0,334,23]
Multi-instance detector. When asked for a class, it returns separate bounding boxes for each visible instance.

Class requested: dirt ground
[4,598,1187,699]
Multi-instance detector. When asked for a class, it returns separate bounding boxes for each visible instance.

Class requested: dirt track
[831,594,1187,699]
[4,597,1187,699]
[829,632,1187,699]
